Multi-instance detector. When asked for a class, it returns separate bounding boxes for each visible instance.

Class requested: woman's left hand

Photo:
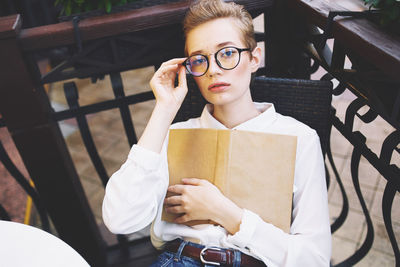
[164,178,244,234]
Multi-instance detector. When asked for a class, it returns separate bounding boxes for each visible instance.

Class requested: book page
[213,130,231,192]
[226,130,297,233]
[162,129,218,224]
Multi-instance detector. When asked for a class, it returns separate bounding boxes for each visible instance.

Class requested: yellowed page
[225,130,297,233]
[213,130,231,192]
[162,128,218,224]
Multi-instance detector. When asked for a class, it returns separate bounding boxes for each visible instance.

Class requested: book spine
[214,130,231,194]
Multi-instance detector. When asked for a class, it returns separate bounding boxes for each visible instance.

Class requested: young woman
[102,0,331,266]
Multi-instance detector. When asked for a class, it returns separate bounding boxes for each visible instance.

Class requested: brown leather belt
[167,240,266,266]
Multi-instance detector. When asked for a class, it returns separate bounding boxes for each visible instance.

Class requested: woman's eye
[220,49,236,58]
[191,57,206,66]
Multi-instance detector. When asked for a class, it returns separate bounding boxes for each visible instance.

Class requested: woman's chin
[206,96,233,107]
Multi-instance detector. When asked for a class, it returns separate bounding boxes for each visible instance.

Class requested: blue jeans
[149,240,242,267]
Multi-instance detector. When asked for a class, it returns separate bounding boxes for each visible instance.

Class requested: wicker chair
[174,76,333,156]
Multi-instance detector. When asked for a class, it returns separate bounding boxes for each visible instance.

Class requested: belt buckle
[200,246,222,266]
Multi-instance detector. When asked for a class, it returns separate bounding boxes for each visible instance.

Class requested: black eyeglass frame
[182,46,251,77]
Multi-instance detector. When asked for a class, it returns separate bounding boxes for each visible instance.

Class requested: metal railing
[292,8,400,266]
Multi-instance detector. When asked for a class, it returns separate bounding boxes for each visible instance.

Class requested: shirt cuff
[127,144,163,172]
[226,209,260,248]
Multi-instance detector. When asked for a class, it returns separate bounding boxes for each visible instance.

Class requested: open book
[162,128,297,233]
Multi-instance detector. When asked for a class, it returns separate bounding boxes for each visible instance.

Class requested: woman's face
[185,18,260,107]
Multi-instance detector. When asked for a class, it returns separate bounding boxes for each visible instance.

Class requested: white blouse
[102,102,331,267]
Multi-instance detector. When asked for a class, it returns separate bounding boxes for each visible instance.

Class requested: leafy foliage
[55,0,140,16]
[363,0,400,31]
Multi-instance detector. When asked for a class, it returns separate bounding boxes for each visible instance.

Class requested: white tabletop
[0,220,90,267]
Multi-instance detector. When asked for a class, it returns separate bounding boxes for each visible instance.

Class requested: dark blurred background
[0,0,60,28]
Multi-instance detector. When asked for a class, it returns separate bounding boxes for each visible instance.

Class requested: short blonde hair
[183,0,257,55]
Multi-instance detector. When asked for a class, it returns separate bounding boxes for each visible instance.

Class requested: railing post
[265,0,310,78]
[0,15,107,266]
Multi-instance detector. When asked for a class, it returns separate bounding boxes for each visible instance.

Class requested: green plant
[363,0,400,30]
[55,0,140,16]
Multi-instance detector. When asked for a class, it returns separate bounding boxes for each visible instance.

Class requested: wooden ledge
[18,0,272,51]
[0,15,22,40]
[288,0,400,80]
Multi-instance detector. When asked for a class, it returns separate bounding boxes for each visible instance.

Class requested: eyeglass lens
[185,47,242,77]
[186,55,208,77]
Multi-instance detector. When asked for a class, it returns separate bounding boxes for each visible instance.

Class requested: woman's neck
[212,93,260,129]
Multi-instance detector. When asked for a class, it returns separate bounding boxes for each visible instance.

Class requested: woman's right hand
[137,58,188,153]
[150,58,188,111]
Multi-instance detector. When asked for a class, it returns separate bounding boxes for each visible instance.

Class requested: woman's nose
[207,56,223,76]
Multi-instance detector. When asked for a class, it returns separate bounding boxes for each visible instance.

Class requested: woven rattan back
[174,76,333,155]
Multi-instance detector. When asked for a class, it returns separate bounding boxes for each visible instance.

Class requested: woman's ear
[250,46,262,73]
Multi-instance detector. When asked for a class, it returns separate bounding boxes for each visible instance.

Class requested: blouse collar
[199,102,277,131]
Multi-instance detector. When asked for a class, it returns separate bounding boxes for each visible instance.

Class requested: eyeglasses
[183,46,251,77]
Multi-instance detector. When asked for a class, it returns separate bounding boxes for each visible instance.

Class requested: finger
[165,205,185,214]
[164,195,182,205]
[152,65,179,87]
[155,64,180,76]
[181,178,204,186]
[160,58,187,67]
[174,214,190,224]
[167,184,186,194]
[177,66,187,88]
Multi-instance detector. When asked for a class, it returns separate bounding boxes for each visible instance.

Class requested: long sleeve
[102,144,169,234]
[225,132,331,267]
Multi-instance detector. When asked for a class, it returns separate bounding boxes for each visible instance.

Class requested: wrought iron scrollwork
[64,82,110,187]
[381,131,400,265]
[0,141,50,231]
[345,136,374,265]
[0,204,11,221]
[110,72,137,147]
[63,81,132,257]
[308,10,400,262]
[330,93,399,266]
[326,135,349,234]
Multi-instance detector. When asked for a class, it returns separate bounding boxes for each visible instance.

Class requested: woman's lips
[208,82,230,92]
